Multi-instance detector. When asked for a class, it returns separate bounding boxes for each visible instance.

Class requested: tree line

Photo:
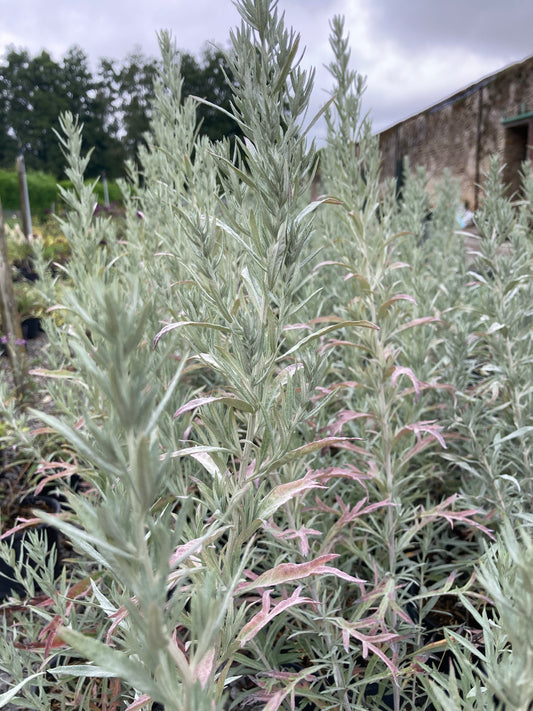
[0,44,239,179]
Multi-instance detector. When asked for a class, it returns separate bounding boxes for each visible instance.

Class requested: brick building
[378,54,533,208]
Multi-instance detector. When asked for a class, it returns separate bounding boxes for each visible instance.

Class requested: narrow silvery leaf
[153,320,230,349]
[174,395,255,418]
[0,672,45,707]
[55,626,160,697]
[278,320,378,361]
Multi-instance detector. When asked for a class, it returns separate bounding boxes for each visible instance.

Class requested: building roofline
[377,53,533,135]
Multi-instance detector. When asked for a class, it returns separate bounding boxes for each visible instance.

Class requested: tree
[26,50,74,173]
[0,48,75,174]
[0,43,241,179]
[96,52,158,166]
[61,48,125,179]
[181,46,241,143]
[0,48,32,168]
[0,46,124,178]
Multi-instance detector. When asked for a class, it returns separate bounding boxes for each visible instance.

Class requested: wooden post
[16,152,33,239]
[102,170,110,208]
[0,196,27,396]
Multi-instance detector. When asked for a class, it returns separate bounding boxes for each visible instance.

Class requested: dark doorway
[503,120,531,196]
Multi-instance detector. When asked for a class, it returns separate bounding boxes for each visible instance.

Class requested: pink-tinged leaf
[275,363,304,385]
[106,605,129,645]
[38,615,64,659]
[46,303,66,313]
[188,450,222,478]
[193,648,216,688]
[125,694,152,710]
[251,667,318,711]
[353,630,400,678]
[263,690,287,711]
[174,396,220,417]
[401,435,443,464]
[326,440,371,456]
[238,587,315,646]
[391,366,423,401]
[312,259,352,275]
[377,294,417,319]
[314,495,394,527]
[267,437,370,472]
[259,471,325,519]
[342,628,350,652]
[284,323,312,332]
[1,517,45,540]
[394,420,446,449]
[388,261,411,270]
[396,316,444,332]
[343,272,372,292]
[174,394,254,418]
[342,497,396,522]
[313,380,362,398]
[324,410,373,437]
[153,320,230,348]
[334,618,401,678]
[421,495,494,538]
[267,521,322,556]
[169,536,208,568]
[169,528,228,572]
[312,464,370,483]
[236,555,365,593]
[34,461,79,495]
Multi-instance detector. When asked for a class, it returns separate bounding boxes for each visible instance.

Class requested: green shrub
[0,169,57,214]
[0,168,122,216]
[0,169,21,209]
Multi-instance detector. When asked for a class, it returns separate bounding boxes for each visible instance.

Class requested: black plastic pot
[0,495,61,601]
[21,317,43,340]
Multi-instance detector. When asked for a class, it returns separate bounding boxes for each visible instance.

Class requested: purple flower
[1,333,26,346]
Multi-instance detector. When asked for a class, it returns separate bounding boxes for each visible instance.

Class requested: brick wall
[378,55,533,208]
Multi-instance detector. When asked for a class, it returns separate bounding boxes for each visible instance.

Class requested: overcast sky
[1,0,532,140]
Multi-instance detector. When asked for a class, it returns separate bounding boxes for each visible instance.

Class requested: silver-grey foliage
[0,2,532,711]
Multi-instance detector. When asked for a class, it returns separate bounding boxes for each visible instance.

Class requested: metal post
[16,151,33,239]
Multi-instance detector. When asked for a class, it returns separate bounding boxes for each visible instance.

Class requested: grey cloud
[1,0,531,136]
[369,0,533,59]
